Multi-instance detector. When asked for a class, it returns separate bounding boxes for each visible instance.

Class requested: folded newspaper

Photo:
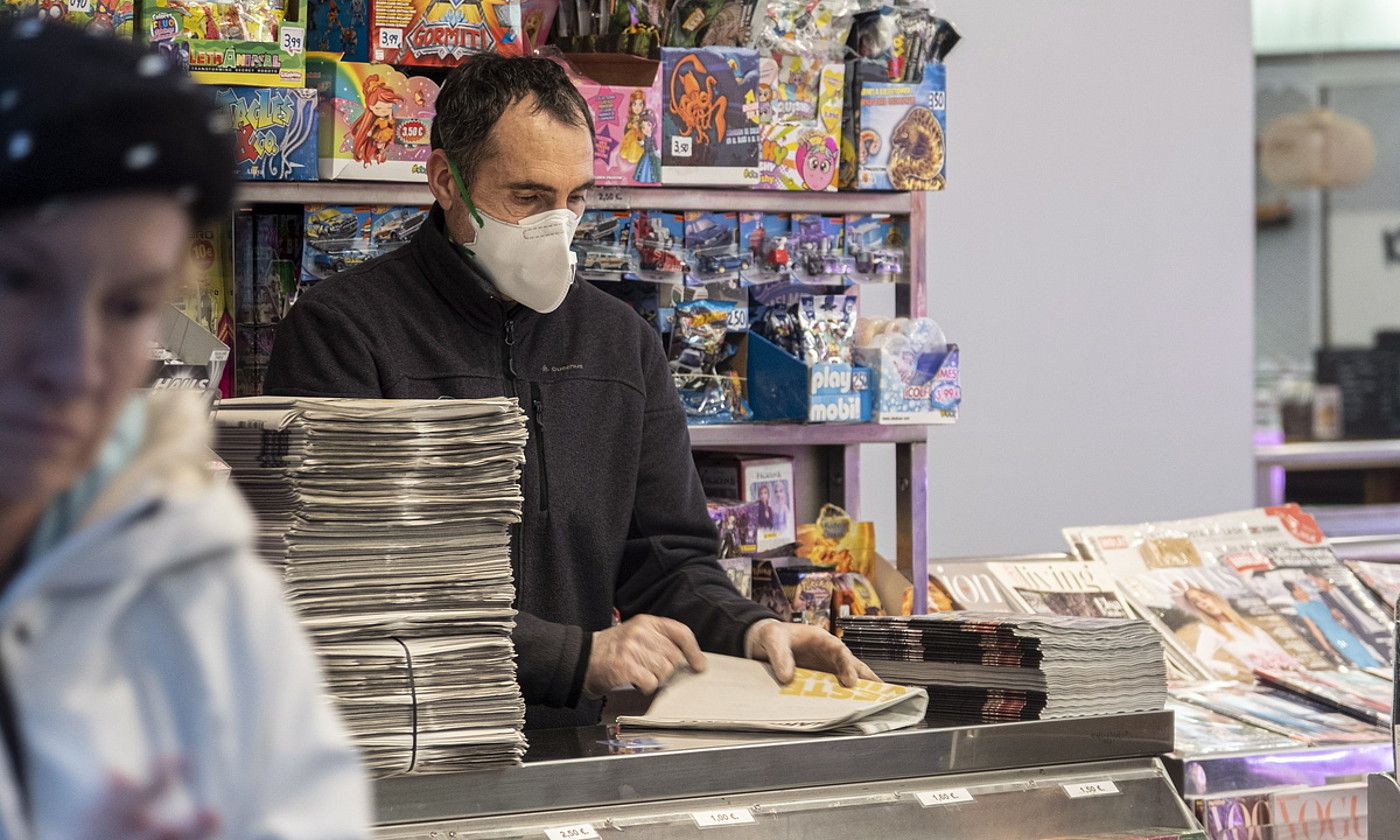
[617,654,928,735]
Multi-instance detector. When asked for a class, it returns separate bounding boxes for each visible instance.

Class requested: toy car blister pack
[308,53,437,181]
[844,213,904,281]
[300,203,426,284]
[141,0,309,87]
[793,212,852,282]
[660,46,762,186]
[633,210,690,280]
[212,86,319,181]
[573,210,637,279]
[370,0,521,64]
[685,211,747,283]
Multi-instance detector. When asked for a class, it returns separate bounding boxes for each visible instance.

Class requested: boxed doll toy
[212,86,319,181]
[308,54,437,181]
[370,0,521,64]
[558,54,663,187]
[141,0,309,87]
[695,455,795,552]
[660,47,762,187]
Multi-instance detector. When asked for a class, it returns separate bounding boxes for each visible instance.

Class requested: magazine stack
[213,397,529,776]
[836,613,1168,723]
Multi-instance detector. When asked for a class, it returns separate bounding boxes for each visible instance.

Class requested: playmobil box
[308,54,437,181]
[758,63,843,192]
[212,86,319,181]
[857,64,946,191]
[660,47,762,187]
[747,332,872,425]
[140,0,309,87]
[370,0,521,65]
[557,54,663,187]
[4,0,134,34]
[307,0,369,60]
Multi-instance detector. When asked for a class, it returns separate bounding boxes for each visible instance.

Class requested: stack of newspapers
[214,397,528,776]
[837,613,1167,723]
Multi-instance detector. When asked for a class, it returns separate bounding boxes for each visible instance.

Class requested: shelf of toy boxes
[235,183,944,613]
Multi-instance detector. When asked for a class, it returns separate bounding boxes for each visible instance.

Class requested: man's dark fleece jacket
[264,206,776,730]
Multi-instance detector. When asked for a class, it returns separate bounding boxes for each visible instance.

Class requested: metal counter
[375,712,1176,827]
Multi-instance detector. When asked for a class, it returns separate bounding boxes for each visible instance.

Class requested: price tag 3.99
[691,808,756,829]
[1062,780,1120,799]
[544,824,599,840]
[914,788,975,808]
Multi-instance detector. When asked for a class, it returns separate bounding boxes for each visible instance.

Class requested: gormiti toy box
[308,53,437,181]
[4,0,135,35]
[140,0,309,87]
[370,0,521,65]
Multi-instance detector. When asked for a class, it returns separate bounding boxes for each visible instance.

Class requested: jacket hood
[13,390,254,599]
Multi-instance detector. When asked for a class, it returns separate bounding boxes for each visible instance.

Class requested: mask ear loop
[447,160,486,256]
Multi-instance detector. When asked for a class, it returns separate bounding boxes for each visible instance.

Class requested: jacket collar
[411,204,512,329]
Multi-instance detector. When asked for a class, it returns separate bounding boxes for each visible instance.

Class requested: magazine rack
[236,182,946,611]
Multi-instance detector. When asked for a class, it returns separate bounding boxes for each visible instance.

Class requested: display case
[372,713,1201,839]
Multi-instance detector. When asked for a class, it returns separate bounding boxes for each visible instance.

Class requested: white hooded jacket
[0,392,371,839]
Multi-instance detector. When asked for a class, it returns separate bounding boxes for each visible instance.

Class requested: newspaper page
[618,654,928,735]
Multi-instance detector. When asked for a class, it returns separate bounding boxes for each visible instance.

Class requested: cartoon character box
[758,62,843,192]
[308,53,437,181]
[660,47,762,187]
[140,0,309,87]
[370,0,521,65]
[558,54,664,187]
[307,0,369,61]
[5,0,134,35]
[212,86,319,181]
[857,64,946,191]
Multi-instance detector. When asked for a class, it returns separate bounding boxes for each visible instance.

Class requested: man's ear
[426,149,458,212]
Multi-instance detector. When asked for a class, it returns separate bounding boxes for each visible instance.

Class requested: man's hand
[585,614,707,697]
[745,619,878,688]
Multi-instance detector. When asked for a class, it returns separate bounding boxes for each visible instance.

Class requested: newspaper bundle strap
[214,397,528,776]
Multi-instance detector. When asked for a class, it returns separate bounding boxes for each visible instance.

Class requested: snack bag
[796,503,875,577]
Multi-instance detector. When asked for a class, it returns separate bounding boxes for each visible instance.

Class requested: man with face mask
[265,55,874,730]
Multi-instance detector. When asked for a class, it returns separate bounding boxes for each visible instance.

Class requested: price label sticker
[1062,781,1120,799]
[280,25,305,55]
[914,788,975,808]
[691,808,756,829]
[671,135,693,157]
[378,27,403,50]
[544,824,599,840]
[66,0,93,12]
[588,188,628,209]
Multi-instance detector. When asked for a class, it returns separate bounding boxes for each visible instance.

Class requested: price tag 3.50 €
[691,808,756,829]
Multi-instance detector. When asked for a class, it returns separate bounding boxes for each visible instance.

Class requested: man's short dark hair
[431,54,594,188]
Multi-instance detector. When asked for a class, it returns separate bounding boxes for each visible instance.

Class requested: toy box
[695,455,795,552]
[857,342,960,425]
[857,64,946,191]
[792,213,852,282]
[181,222,236,397]
[518,0,556,50]
[633,210,689,279]
[758,63,843,192]
[308,54,437,181]
[558,54,664,187]
[212,86,319,181]
[140,0,309,87]
[370,0,521,64]
[751,559,792,618]
[307,0,369,60]
[708,498,762,557]
[844,213,906,281]
[747,327,873,424]
[301,203,425,283]
[685,211,748,282]
[4,0,134,34]
[660,47,762,186]
[573,209,636,279]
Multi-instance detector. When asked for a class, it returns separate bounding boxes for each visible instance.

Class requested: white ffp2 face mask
[450,162,580,314]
